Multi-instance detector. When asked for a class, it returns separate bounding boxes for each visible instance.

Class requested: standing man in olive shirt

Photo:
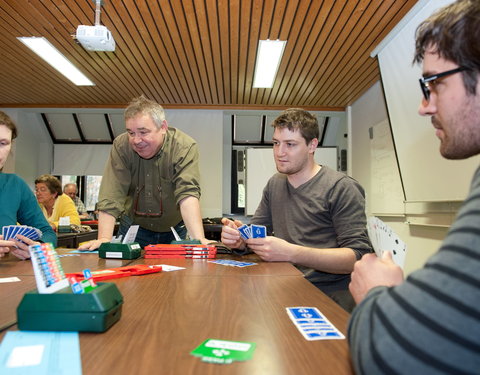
[80,96,208,249]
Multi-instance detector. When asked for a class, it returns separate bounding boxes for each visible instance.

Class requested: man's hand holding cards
[237,224,266,240]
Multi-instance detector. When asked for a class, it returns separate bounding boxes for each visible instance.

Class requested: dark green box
[98,242,141,259]
[17,282,123,332]
[57,225,71,233]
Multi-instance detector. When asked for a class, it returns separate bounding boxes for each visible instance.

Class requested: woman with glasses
[0,111,56,259]
[35,174,81,231]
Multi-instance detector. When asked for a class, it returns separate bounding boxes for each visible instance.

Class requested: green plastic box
[98,242,141,259]
[17,282,123,332]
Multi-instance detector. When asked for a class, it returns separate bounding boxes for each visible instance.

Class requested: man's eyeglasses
[419,67,467,101]
[133,185,163,217]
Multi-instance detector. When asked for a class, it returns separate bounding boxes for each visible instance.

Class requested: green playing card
[191,339,256,364]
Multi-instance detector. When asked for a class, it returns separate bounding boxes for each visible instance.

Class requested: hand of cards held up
[238,224,266,240]
[2,225,42,243]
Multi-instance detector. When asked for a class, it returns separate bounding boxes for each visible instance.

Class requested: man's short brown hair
[271,108,319,144]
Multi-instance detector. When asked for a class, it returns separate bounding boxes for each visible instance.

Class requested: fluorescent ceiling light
[17,37,95,86]
[253,40,286,88]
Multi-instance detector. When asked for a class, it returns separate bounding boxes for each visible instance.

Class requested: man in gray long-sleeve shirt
[221,108,372,311]
[348,1,480,373]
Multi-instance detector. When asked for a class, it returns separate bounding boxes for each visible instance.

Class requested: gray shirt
[252,166,372,293]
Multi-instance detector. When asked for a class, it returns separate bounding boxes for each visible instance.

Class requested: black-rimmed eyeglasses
[419,67,467,101]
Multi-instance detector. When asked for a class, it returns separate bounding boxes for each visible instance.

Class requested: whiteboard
[377,0,480,202]
[370,120,405,215]
[245,147,338,215]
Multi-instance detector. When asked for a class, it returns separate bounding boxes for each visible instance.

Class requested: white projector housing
[76,25,115,52]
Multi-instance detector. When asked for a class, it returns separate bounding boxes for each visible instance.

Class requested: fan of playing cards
[238,224,266,240]
[1,225,42,242]
[367,217,407,268]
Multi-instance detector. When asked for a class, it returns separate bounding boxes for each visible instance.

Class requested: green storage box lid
[17,282,123,332]
[18,282,123,313]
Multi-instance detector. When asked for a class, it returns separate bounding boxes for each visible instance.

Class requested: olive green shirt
[97,127,201,232]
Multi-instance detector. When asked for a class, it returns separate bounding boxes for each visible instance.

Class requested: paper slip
[0,331,81,375]
[122,225,139,244]
[0,277,21,283]
[69,249,99,254]
[155,265,185,272]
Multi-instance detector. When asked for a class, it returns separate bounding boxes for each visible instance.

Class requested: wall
[3,109,54,187]
[222,112,233,215]
[166,109,223,218]
[349,81,448,275]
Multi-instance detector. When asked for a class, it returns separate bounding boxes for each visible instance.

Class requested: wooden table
[0,252,353,374]
[0,275,36,331]
[135,254,304,277]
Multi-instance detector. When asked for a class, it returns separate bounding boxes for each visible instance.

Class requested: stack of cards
[367,216,407,268]
[144,244,217,259]
[238,224,266,240]
[1,225,42,243]
[208,259,257,268]
[286,307,345,340]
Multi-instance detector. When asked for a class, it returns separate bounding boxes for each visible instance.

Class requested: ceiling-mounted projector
[76,25,115,52]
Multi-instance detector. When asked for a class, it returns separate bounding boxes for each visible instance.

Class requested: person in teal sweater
[0,111,56,259]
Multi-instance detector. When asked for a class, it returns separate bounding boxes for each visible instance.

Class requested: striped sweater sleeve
[348,167,480,375]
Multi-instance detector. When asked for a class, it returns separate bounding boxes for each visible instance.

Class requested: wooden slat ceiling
[0,0,418,110]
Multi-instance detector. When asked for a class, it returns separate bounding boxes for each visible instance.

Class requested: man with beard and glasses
[348,1,480,373]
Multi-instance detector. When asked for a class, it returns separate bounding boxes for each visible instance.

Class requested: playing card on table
[208,259,257,267]
[286,307,345,340]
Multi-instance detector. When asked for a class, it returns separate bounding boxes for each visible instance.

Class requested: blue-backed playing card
[286,307,345,340]
[238,224,251,240]
[251,224,266,238]
[287,307,322,319]
[2,225,42,242]
[208,260,257,268]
